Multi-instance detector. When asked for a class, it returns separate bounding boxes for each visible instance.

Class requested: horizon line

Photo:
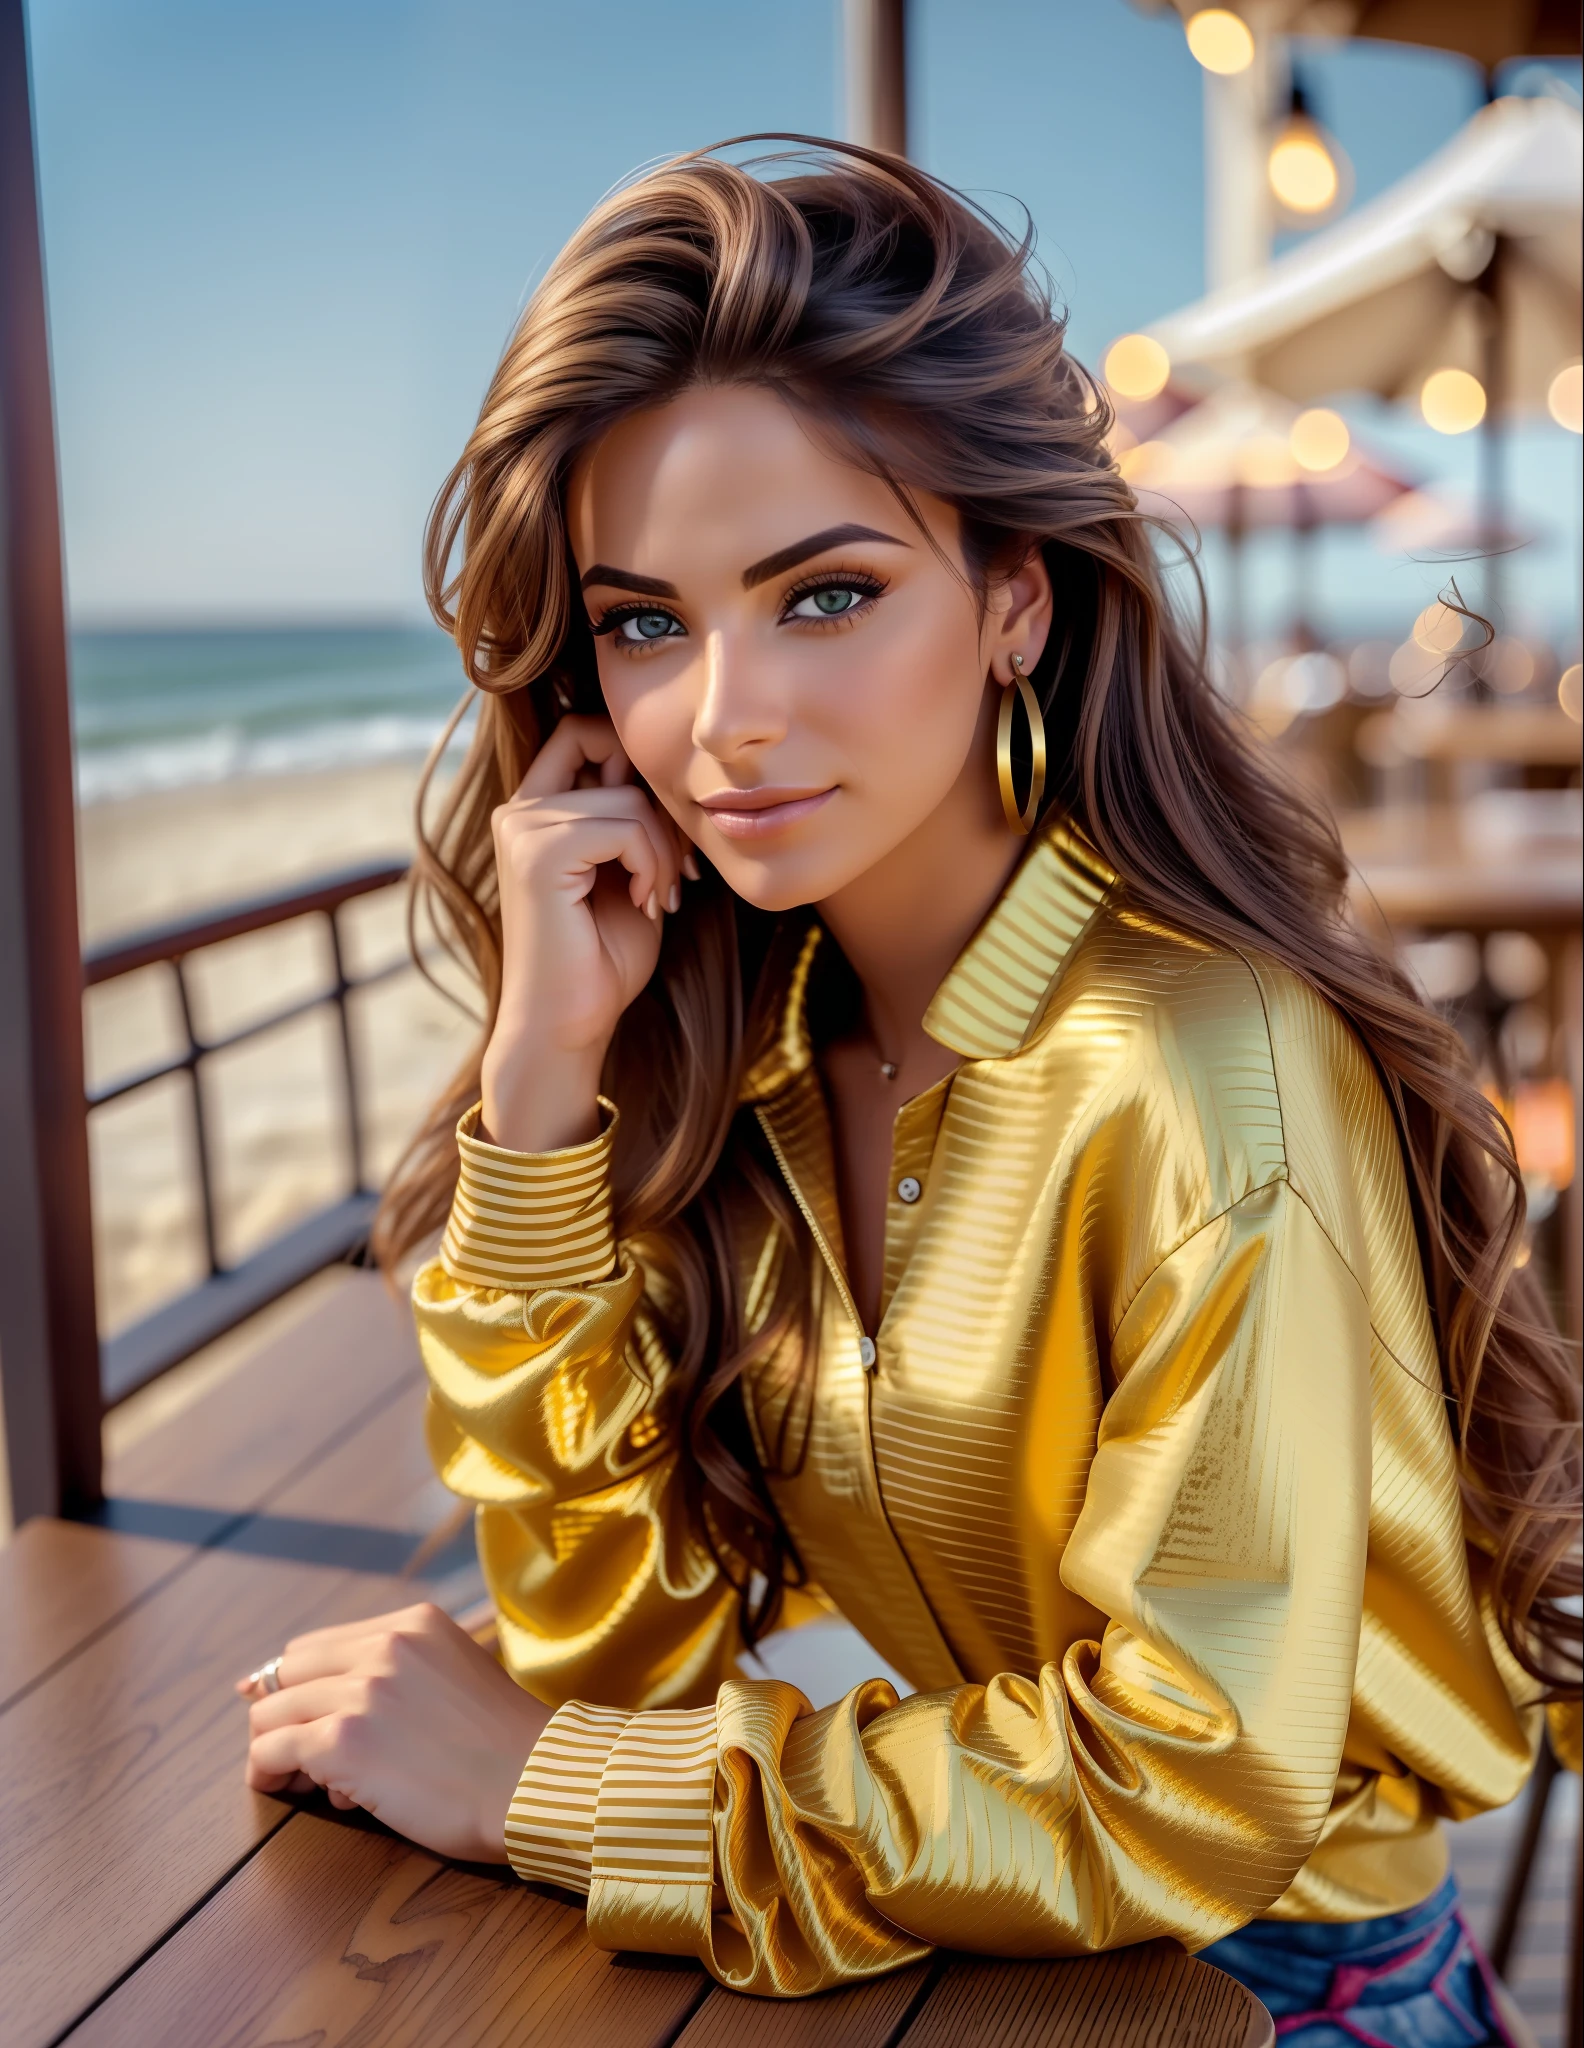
[71,610,441,637]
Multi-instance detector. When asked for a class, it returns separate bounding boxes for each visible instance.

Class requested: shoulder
[1051,902,1285,1194]
[1237,950,1421,1310]
[1054,907,1405,1292]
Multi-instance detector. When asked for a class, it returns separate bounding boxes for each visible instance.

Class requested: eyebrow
[578,523,911,602]
[741,523,911,589]
[579,564,680,598]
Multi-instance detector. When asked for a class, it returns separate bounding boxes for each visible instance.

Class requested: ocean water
[70,624,470,804]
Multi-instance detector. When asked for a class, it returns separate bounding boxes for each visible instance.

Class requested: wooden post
[1563,931,1582,1350]
[1201,1,1277,297]
[844,0,908,158]
[1477,233,1506,656]
[0,0,103,1524]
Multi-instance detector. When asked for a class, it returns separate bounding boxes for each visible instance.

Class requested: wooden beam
[0,0,103,1525]
[843,0,908,158]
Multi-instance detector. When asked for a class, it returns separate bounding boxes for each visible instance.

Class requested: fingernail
[682,852,700,881]
[668,883,680,913]
[646,890,659,921]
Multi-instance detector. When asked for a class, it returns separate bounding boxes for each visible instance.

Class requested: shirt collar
[738,818,1115,1103]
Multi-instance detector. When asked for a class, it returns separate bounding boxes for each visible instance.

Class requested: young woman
[239,142,1580,2038]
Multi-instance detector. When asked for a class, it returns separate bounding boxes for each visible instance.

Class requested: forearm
[480,1029,604,1153]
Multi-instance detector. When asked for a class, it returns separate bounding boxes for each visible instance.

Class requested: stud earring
[996,652,1047,835]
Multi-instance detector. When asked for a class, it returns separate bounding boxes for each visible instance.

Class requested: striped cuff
[440,1100,618,1290]
[505,1700,633,1895]
[592,1704,718,1885]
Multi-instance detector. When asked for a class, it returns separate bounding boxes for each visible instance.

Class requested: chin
[710,845,861,915]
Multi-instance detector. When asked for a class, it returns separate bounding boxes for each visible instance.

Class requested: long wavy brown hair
[375,137,1580,1685]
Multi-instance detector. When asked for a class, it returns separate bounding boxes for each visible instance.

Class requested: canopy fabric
[1118,382,1413,531]
[1107,380,1198,441]
[1373,483,1541,555]
[1146,2,1581,74]
[1147,96,1582,409]
[1330,0,1583,69]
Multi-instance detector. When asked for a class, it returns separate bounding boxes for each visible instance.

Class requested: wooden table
[1355,702,1583,771]
[0,1275,1273,2047]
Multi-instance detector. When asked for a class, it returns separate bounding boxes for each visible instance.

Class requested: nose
[690,627,787,762]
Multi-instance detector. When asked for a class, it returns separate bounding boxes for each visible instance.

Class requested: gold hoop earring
[997,653,1047,835]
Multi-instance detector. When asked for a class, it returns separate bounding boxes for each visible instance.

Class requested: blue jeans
[1200,1877,1522,2047]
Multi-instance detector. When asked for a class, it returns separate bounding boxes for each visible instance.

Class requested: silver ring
[257,1655,284,1694]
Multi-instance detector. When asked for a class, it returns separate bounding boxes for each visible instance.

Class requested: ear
[983,544,1054,685]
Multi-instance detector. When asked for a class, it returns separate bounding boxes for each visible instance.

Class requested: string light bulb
[1420,368,1486,435]
[1103,333,1170,401]
[1267,81,1344,219]
[1412,601,1468,654]
[1289,408,1350,472]
[1548,361,1582,434]
[1185,9,1255,74]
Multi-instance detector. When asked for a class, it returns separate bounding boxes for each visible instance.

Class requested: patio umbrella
[1104,375,1201,445]
[1145,2,1581,74]
[1327,2,1583,70]
[1119,381,1415,659]
[1373,483,1541,558]
[1146,96,1579,410]
[1145,94,1582,618]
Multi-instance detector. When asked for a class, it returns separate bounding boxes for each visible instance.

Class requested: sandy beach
[79,762,477,1336]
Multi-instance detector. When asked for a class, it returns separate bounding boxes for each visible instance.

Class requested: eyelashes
[779,568,887,622]
[588,602,685,646]
[587,565,889,649]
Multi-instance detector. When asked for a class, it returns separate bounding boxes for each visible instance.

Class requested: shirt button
[858,1335,878,1370]
[897,1176,922,1204]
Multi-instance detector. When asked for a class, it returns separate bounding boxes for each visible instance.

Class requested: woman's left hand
[236,1601,551,1863]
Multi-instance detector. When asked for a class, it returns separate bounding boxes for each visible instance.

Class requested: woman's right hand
[480,715,688,1153]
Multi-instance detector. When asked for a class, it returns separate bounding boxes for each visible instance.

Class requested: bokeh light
[1560,663,1583,722]
[1412,601,1468,654]
[1420,368,1486,434]
[1289,408,1349,472]
[1389,639,1440,693]
[1268,125,1339,214]
[1347,641,1396,699]
[1117,438,1167,482]
[1103,333,1170,400]
[1500,1003,1551,1080]
[1481,637,1535,696]
[1237,434,1298,487]
[1250,652,1346,735]
[1402,933,1481,1005]
[1184,9,1255,75]
[1485,930,1549,1004]
[1548,361,1583,433]
[1512,1079,1576,1193]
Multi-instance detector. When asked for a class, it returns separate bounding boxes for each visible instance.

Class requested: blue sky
[24,1,1583,643]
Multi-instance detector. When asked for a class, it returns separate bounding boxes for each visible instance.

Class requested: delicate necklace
[879,1059,898,1081]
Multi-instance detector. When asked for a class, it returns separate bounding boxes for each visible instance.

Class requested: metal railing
[84,859,410,1403]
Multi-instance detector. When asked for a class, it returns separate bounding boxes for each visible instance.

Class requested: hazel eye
[615,610,683,643]
[787,584,868,620]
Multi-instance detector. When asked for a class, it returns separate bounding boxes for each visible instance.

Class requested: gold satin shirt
[415,820,1548,1997]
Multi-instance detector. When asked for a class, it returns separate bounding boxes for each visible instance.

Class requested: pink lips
[696,786,836,840]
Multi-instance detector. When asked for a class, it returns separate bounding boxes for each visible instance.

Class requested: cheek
[820,593,985,779]
[598,660,694,787]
